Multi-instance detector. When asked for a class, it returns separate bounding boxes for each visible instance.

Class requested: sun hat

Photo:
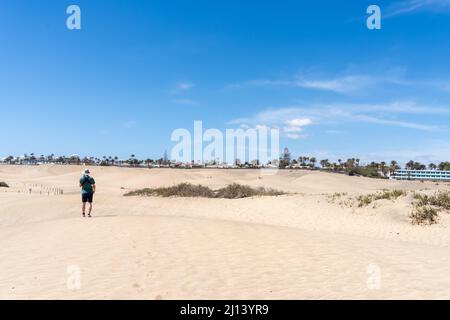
[84,169,90,175]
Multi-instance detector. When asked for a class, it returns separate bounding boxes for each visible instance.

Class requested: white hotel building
[391,169,450,181]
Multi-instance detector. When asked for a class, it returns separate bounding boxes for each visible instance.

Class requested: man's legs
[81,193,93,217]
[82,193,88,217]
[87,201,93,217]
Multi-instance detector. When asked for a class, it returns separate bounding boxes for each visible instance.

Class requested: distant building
[391,169,450,181]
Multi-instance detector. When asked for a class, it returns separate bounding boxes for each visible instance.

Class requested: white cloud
[285,118,313,127]
[283,118,312,137]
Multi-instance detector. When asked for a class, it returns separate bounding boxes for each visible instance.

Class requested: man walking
[80,169,96,217]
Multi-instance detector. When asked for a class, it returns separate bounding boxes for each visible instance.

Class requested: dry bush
[124,183,286,199]
[124,183,215,198]
[413,191,450,210]
[410,191,450,226]
[215,183,285,199]
[356,194,373,207]
[431,192,450,210]
[357,189,406,207]
[410,205,438,225]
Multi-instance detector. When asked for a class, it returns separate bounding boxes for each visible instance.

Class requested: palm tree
[413,162,426,170]
[406,160,414,170]
[320,159,329,169]
[389,160,400,174]
[380,161,387,175]
[439,162,450,171]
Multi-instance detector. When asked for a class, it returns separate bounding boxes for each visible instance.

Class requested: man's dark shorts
[82,192,94,203]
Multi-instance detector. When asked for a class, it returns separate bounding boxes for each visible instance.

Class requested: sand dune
[1,165,450,299]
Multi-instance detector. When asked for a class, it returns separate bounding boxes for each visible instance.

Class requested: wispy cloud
[385,0,450,18]
[171,98,197,105]
[285,133,306,140]
[360,140,450,164]
[227,69,411,94]
[304,140,450,165]
[228,101,448,139]
[350,114,440,131]
[227,79,291,89]
[227,69,450,95]
[294,75,377,94]
[122,120,136,129]
[171,82,195,94]
[325,130,343,135]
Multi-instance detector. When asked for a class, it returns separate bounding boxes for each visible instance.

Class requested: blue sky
[1,0,450,163]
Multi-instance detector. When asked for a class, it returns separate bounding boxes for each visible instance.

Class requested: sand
[1,165,450,299]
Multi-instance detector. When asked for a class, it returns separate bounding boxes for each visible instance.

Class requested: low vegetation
[325,189,449,226]
[356,190,406,207]
[124,183,286,199]
[215,183,285,198]
[327,192,348,201]
[410,191,450,225]
[413,191,450,210]
[124,183,215,198]
[347,167,384,179]
[410,206,439,225]
[0,181,9,188]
